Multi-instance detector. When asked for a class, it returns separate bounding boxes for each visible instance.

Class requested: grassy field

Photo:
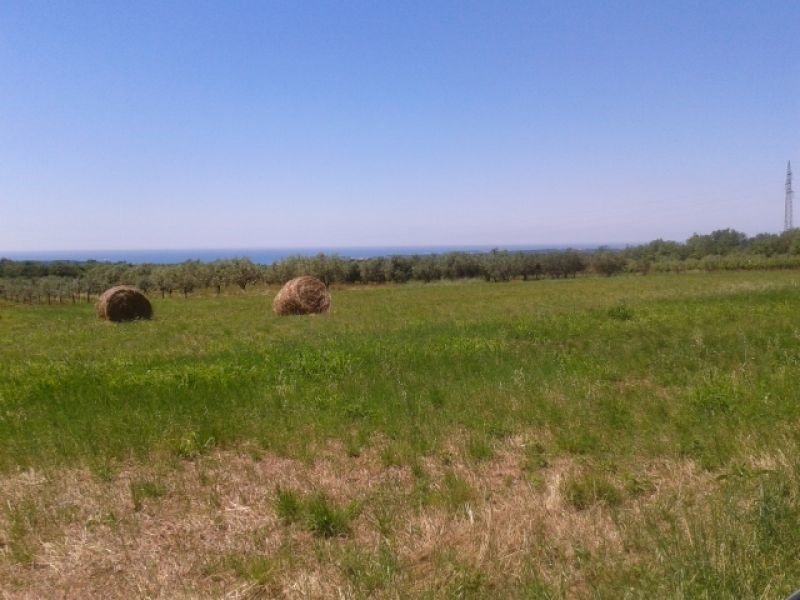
[1,272,800,598]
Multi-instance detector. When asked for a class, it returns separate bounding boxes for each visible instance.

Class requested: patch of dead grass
[0,436,717,599]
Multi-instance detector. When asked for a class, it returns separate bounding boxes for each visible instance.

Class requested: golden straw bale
[96,286,153,322]
[273,276,331,316]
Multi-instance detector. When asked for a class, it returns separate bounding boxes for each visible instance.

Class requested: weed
[274,487,302,525]
[522,441,549,471]
[466,435,494,462]
[4,499,40,564]
[207,552,275,586]
[447,565,490,598]
[130,479,166,512]
[174,431,215,459]
[340,542,398,594]
[90,459,117,482]
[439,471,474,513]
[623,474,654,497]
[563,473,623,510]
[306,492,353,537]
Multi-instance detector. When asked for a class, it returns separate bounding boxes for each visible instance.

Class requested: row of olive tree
[263,249,592,285]
[622,228,800,261]
[5,229,800,304]
[0,250,597,303]
[0,258,262,303]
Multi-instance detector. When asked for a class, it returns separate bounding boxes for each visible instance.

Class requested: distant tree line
[3,228,800,304]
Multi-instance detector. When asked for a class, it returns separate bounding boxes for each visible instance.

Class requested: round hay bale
[96,286,153,322]
[273,276,331,316]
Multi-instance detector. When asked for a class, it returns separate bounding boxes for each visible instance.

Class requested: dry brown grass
[0,435,716,599]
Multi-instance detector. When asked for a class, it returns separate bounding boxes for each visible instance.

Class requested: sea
[0,244,623,265]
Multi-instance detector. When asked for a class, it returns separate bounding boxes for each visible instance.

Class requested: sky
[1,1,799,252]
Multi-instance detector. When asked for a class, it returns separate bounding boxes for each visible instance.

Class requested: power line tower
[786,161,794,231]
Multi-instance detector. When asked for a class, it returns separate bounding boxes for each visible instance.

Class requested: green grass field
[2,272,800,598]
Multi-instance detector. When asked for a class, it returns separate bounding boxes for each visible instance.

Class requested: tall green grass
[1,271,799,472]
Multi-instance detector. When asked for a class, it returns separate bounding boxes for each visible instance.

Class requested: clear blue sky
[1,1,798,251]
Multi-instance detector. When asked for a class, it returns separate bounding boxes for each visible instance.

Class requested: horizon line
[0,241,642,255]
